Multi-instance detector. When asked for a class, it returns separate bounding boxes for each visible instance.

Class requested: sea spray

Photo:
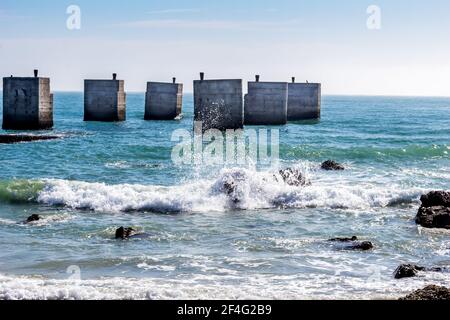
[30,166,426,213]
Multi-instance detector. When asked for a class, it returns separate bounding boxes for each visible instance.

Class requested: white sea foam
[35,167,427,214]
[1,271,450,300]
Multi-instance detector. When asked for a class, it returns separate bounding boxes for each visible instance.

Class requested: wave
[0,166,427,213]
[0,271,449,300]
[0,180,44,204]
[280,144,450,160]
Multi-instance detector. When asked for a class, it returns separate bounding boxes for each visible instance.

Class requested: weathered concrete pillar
[193,74,243,131]
[287,82,321,120]
[144,80,183,120]
[84,74,126,121]
[2,70,53,130]
[244,79,288,125]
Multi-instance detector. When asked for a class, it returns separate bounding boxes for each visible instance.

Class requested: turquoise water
[0,93,449,299]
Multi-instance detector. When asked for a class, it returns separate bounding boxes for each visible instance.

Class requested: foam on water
[1,271,450,300]
[19,165,425,214]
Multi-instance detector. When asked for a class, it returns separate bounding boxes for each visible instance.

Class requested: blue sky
[1,0,450,95]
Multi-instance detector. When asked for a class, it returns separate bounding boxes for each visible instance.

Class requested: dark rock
[399,285,450,300]
[350,241,373,251]
[416,206,450,229]
[321,160,345,171]
[331,238,373,251]
[115,227,136,240]
[415,191,450,229]
[329,236,358,242]
[278,168,307,186]
[394,264,444,279]
[0,135,59,144]
[420,191,450,208]
[115,227,149,240]
[26,214,41,223]
[394,264,424,279]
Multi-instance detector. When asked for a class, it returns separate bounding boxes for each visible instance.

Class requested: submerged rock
[321,160,345,171]
[350,241,373,251]
[399,285,450,300]
[328,236,358,242]
[0,135,59,144]
[394,264,424,279]
[115,227,136,240]
[25,214,41,223]
[416,191,450,229]
[394,264,443,279]
[328,236,373,251]
[115,227,149,240]
[278,168,307,186]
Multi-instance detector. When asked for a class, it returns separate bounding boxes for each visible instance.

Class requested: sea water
[0,93,449,299]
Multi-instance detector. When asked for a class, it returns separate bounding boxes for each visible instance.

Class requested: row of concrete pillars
[2,71,321,130]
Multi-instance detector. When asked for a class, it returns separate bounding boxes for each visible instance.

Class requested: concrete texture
[287,83,321,120]
[84,79,126,121]
[193,79,243,131]
[145,82,183,120]
[2,77,53,130]
[244,81,288,125]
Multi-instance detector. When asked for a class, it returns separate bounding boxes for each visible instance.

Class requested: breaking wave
[0,166,426,213]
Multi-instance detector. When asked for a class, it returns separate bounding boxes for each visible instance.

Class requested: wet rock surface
[321,160,345,171]
[328,236,373,251]
[416,191,450,229]
[394,264,444,279]
[115,227,148,240]
[399,285,450,300]
[25,214,41,223]
[278,168,307,186]
[328,236,358,242]
[0,135,60,144]
[115,227,136,239]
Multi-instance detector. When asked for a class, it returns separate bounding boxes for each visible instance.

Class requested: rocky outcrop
[394,264,424,279]
[420,191,450,207]
[394,264,443,279]
[399,285,450,300]
[278,168,307,186]
[115,227,149,240]
[321,160,345,171]
[25,214,41,223]
[328,236,358,242]
[0,135,59,144]
[115,227,136,239]
[328,236,373,251]
[416,191,450,229]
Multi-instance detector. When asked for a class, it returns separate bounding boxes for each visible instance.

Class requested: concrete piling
[287,82,321,120]
[144,79,183,120]
[193,73,243,131]
[244,77,288,125]
[84,74,126,121]
[2,70,54,130]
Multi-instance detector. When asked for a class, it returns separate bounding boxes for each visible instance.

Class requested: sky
[0,0,450,95]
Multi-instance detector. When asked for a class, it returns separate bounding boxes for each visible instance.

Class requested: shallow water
[0,93,449,300]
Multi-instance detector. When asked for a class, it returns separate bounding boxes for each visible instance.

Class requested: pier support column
[244,78,288,125]
[84,74,126,121]
[145,80,183,120]
[2,70,53,130]
[287,82,321,120]
[193,73,243,131]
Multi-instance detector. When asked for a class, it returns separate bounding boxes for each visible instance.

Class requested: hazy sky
[1,0,450,95]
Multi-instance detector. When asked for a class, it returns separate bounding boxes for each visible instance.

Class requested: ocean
[0,93,449,299]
